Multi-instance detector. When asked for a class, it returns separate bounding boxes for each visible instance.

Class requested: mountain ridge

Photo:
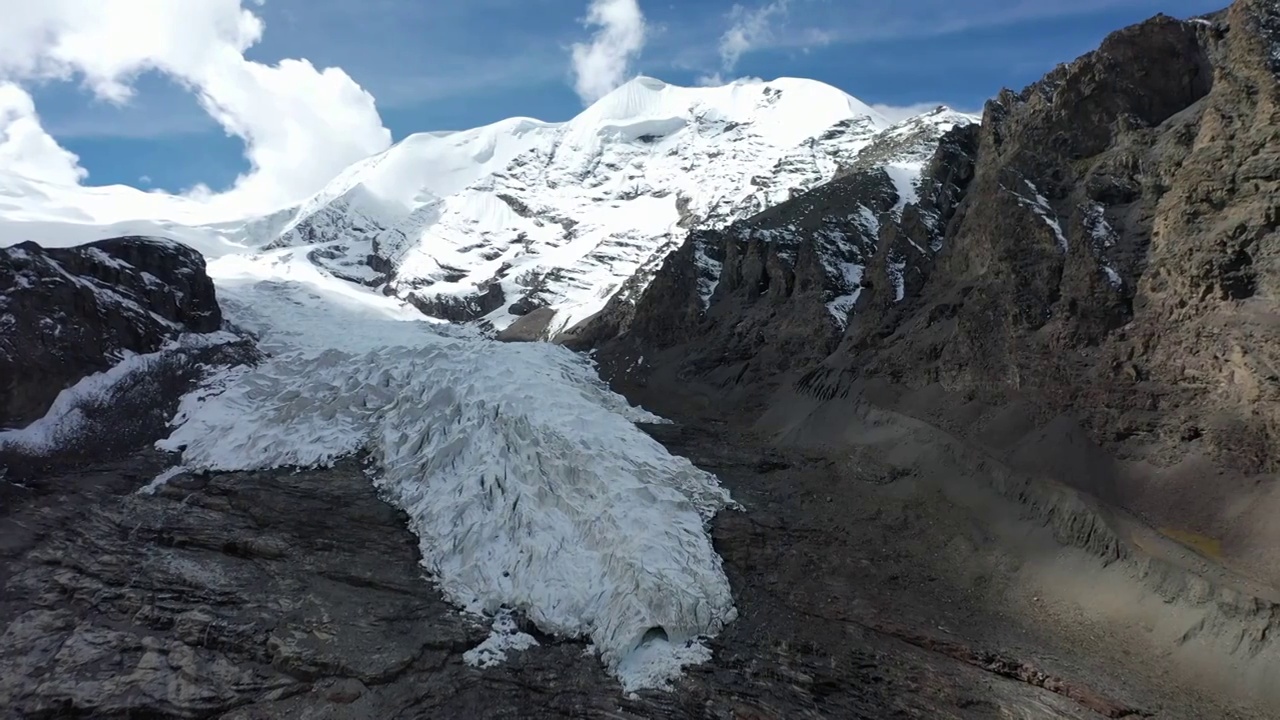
[585,5,1280,711]
[0,76,976,337]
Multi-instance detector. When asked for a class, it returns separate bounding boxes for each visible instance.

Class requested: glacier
[153,248,737,691]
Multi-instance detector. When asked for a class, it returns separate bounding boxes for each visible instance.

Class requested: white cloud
[706,0,834,78]
[0,83,87,186]
[570,0,647,105]
[0,0,391,216]
[718,0,791,73]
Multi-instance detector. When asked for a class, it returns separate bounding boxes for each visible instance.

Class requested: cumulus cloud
[0,0,391,215]
[570,0,648,105]
[0,83,87,186]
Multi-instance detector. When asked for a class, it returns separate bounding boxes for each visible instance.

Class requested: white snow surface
[0,76,907,335]
[463,610,540,669]
[0,332,239,450]
[352,76,892,334]
[152,247,737,690]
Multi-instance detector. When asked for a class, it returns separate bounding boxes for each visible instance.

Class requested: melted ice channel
[157,248,737,691]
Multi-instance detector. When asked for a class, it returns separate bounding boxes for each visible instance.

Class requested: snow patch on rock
[464,610,540,669]
[0,332,239,451]
[1017,180,1068,251]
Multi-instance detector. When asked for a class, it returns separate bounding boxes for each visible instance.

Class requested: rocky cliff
[589,2,1280,707]
[0,237,256,473]
[796,2,1280,560]
[0,237,227,428]
[600,1,1279,507]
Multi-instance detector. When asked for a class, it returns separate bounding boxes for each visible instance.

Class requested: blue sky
[29,0,1224,194]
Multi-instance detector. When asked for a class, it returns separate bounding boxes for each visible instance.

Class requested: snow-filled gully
[153,249,738,692]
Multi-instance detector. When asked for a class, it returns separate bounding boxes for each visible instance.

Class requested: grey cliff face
[582,6,1280,706]
[814,4,1278,481]
[0,237,223,429]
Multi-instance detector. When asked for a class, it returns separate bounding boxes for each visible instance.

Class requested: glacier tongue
[158,248,736,691]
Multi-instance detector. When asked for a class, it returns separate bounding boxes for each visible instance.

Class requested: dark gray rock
[0,437,1181,720]
[1,237,223,428]
[404,281,505,323]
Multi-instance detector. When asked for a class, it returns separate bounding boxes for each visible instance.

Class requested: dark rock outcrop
[581,122,979,414]
[578,3,1280,706]
[0,237,223,428]
[805,4,1278,484]
[403,281,505,323]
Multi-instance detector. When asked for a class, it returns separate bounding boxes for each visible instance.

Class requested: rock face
[802,5,1280,501]
[601,1,1280,492]
[585,2,1280,706]
[0,237,223,428]
[574,114,979,412]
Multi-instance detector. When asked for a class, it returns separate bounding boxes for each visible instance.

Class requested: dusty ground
[653,419,1277,720]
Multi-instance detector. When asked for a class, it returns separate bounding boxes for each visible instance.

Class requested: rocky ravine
[588,1,1280,717]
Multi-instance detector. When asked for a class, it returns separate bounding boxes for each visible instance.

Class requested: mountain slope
[569,108,979,399]
[265,77,904,335]
[0,77,978,338]
[587,3,1280,712]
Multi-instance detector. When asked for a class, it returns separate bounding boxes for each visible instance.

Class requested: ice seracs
[154,247,737,691]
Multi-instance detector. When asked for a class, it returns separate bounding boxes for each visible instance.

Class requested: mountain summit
[0,76,975,336]
[253,75,972,336]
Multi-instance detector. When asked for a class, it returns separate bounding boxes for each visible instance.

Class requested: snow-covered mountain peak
[255,76,931,336]
[0,76,975,338]
[567,75,889,148]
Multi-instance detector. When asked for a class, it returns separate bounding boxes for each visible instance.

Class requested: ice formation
[153,248,737,690]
